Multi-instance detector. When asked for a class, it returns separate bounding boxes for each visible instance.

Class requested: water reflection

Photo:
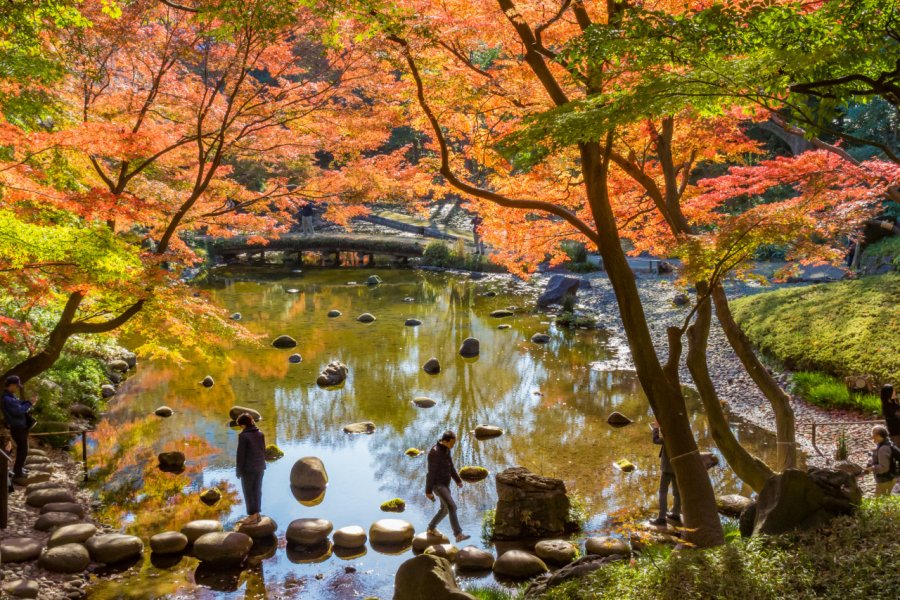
[86,268,776,599]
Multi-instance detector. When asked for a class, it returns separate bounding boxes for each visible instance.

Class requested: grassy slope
[730,274,899,382]
[537,497,900,600]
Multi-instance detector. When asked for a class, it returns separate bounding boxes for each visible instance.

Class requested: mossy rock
[459,466,489,482]
[265,444,285,461]
[380,498,406,513]
[404,448,422,457]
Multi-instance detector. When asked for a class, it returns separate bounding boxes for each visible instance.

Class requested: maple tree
[0,0,419,381]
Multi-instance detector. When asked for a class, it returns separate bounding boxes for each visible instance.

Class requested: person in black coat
[425,430,470,542]
[650,421,681,527]
[236,413,266,524]
[2,375,37,479]
[880,384,900,447]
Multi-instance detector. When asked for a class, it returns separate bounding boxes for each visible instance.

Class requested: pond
[85,268,776,599]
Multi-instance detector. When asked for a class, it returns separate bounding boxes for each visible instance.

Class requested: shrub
[561,240,588,263]
[264,444,284,461]
[556,312,597,328]
[423,241,453,267]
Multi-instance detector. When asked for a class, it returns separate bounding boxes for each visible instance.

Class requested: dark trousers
[658,471,681,519]
[10,427,28,477]
[241,470,264,515]
[428,485,462,536]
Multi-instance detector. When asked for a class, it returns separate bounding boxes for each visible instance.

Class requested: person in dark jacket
[235,413,266,524]
[2,375,37,479]
[880,384,900,447]
[865,425,898,496]
[650,421,681,526]
[425,430,470,542]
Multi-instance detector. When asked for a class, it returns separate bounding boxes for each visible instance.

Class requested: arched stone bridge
[203,233,427,265]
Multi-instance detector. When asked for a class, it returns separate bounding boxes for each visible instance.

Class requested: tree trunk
[711,284,797,470]
[687,286,774,492]
[582,141,724,547]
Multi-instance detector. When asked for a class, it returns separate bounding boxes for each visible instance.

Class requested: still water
[85,268,775,599]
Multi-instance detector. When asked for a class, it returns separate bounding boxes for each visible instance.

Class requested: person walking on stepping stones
[2,375,37,481]
[425,430,470,542]
[650,420,681,526]
[236,412,266,524]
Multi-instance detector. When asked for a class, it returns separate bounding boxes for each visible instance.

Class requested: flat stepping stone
[327,310,342,318]
[26,488,75,508]
[585,536,629,557]
[26,481,63,494]
[474,425,503,438]
[0,537,43,562]
[459,466,488,482]
[493,549,548,578]
[15,473,51,485]
[457,545,494,570]
[286,518,333,546]
[85,533,143,564]
[412,397,436,408]
[228,406,261,421]
[34,511,81,532]
[193,531,253,567]
[272,335,297,348]
[48,523,96,547]
[40,503,85,518]
[369,519,414,545]
[531,333,551,344]
[38,543,90,573]
[25,456,50,465]
[150,531,189,555]
[2,579,40,599]
[412,531,449,553]
[181,520,223,544]
[535,539,578,565]
[424,543,459,562]
[154,406,174,417]
[490,309,513,317]
[357,313,376,323]
[606,411,633,427]
[497,324,511,330]
[404,318,422,326]
[332,526,367,548]
[235,516,277,539]
[343,421,375,434]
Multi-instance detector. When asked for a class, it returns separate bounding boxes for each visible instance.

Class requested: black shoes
[649,517,668,527]
[666,512,682,523]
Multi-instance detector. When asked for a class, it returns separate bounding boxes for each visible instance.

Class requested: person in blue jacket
[2,375,37,479]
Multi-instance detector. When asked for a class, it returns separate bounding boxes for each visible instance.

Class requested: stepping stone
[490,309,513,317]
[193,532,253,567]
[369,519,414,545]
[2,579,40,599]
[343,421,375,434]
[459,337,480,357]
[25,456,50,465]
[474,425,503,438]
[535,539,578,565]
[497,324,511,330]
[38,543,90,574]
[85,533,143,564]
[28,448,48,457]
[200,375,214,388]
[26,488,75,508]
[333,526,367,548]
[228,406,262,422]
[288,353,302,364]
[48,523,96,548]
[26,481,63,494]
[154,406,174,417]
[327,310,342,318]
[15,473,50,485]
[150,531,188,555]
[272,335,297,349]
[456,545,494,570]
[412,397,436,408]
[413,531,449,553]
[235,516,277,539]
[423,358,441,374]
[492,549,548,578]
[181,520,223,543]
[40,503,85,518]
[404,318,422,326]
[34,511,81,532]
[357,313,376,323]
[585,536,629,557]
[0,537,43,562]
[531,333,551,344]
[423,543,459,562]
[286,518,333,547]
[606,411,633,427]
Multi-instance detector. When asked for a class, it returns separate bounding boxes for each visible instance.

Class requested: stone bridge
[203,233,427,265]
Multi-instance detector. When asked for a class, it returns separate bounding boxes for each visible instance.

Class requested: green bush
[538,497,900,600]
[556,312,597,328]
[420,240,504,272]
[423,241,453,267]
[791,371,881,414]
[561,240,588,263]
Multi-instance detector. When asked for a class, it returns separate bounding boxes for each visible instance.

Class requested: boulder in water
[38,543,90,573]
[423,358,441,374]
[534,539,578,565]
[236,516,278,539]
[412,530,449,553]
[456,545,495,571]
[537,275,589,307]
[474,425,503,438]
[459,337,480,357]
[200,376,214,388]
[393,554,476,600]
[493,550,548,579]
[158,451,186,471]
[229,406,261,421]
[333,526,367,548]
[497,324,511,330]
[193,532,253,567]
[424,544,459,562]
[150,531,189,555]
[108,359,130,373]
[606,412,633,427]
[380,498,406,513]
[413,397,436,408]
[367,275,383,285]
[357,313,377,323]
[490,309,513,318]
[101,384,116,398]
[286,518,333,546]
[154,406,174,418]
[584,536,629,557]
[230,312,241,320]
[272,335,297,349]
[405,318,422,326]
[290,456,328,489]
[531,333,551,344]
[459,466,488,482]
[200,488,222,506]
[343,421,375,434]
[265,444,284,461]
[493,467,578,540]
[181,520,223,544]
[369,519,414,545]
[327,309,342,318]
[289,353,303,363]
[316,361,348,387]
[85,533,144,564]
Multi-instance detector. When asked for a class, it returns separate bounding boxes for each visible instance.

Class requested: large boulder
[158,451,186,471]
[343,421,376,434]
[272,335,297,349]
[458,337,480,357]
[150,531,189,555]
[584,536,629,557]
[753,467,861,536]
[393,554,476,600]
[286,518,333,546]
[537,275,589,307]
[316,361,348,387]
[716,494,754,518]
[493,467,577,540]
[85,533,144,564]
[228,406,261,422]
[48,523,96,548]
[534,539,578,565]
[25,488,75,508]
[0,537,43,562]
[333,526,367,548]
[193,532,253,567]
[369,519,415,545]
[290,457,328,489]
[493,550,549,579]
[181,520,224,544]
[456,545,495,570]
[236,516,277,539]
[33,511,81,532]
[38,544,90,574]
